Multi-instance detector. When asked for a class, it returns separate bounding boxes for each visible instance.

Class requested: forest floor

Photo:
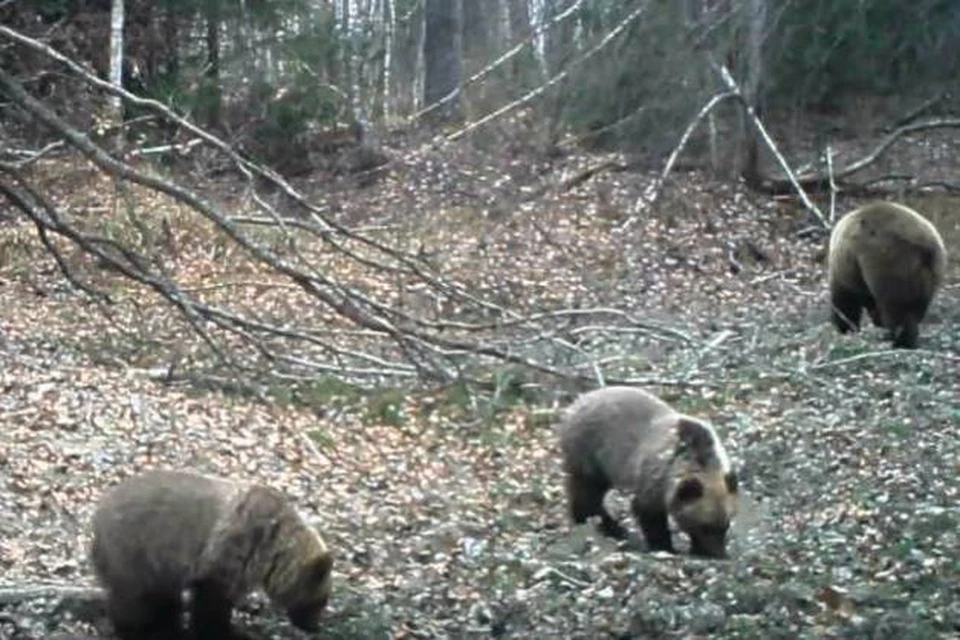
[1,129,960,639]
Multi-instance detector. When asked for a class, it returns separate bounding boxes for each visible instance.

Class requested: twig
[532,566,592,589]
[825,145,837,224]
[1,140,64,168]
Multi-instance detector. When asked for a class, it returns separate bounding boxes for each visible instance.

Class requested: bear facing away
[828,201,947,348]
[90,469,333,640]
[558,386,738,558]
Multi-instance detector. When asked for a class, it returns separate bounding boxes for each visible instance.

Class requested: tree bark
[505,0,531,81]
[203,0,222,129]
[740,0,765,185]
[461,0,490,63]
[423,0,462,122]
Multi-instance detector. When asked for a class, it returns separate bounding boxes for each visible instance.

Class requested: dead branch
[825,145,838,224]
[0,25,574,339]
[0,25,708,390]
[752,116,960,196]
[633,90,738,215]
[0,583,104,606]
[1,140,65,168]
[711,63,827,228]
[558,159,628,193]
[831,118,960,180]
[891,91,948,128]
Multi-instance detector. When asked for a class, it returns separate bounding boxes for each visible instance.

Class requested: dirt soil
[0,132,959,639]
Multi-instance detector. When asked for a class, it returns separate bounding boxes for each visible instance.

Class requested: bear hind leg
[565,472,628,540]
[879,297,928,349]
[886,308,921,349]
[830,287,865,334]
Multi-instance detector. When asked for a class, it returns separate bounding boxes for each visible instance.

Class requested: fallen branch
[811,348,960,370]
[891,91,948,128]
[0,583,103,607]
[559,159,627,193]
[0,24,710,390]
[754,117,960,196]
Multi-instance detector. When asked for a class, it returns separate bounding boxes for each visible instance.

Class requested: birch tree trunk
[382,0,394,121]
[108,0,124,142]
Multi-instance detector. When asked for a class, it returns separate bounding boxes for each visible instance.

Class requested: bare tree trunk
[162,3,179,78]
[544,0,577,144]
[347,0,365,124]
[505,0,530,81]
[423,0,462,122]
[382,0,395,120]
[203,0,222,129]
[462,0,490,63]
[740,0,765,184]
[108,0,124,143]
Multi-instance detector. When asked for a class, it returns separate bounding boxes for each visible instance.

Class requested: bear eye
[724,472,738,494]
[674,478,704,504]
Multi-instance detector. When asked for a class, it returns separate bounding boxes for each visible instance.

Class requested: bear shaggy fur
[90,469,333,640]
[558,386,738,558]
[828,201,947,348]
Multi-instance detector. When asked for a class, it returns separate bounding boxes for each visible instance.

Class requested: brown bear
[828,201,947,348]
[90,469,333,640]
[558,386,738,558]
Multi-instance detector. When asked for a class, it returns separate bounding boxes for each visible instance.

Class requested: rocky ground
[0,134,959,639]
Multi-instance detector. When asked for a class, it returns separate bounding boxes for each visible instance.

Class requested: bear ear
[674,477,704,505]
[724,471,739,494]
[307,551,333,583]
[312,551,334,581]
[675,418,713,465]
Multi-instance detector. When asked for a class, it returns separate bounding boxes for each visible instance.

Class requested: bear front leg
[565,473,629,540]
[107,588,185,640]
[631,498,675,554]
[190,580,242,640]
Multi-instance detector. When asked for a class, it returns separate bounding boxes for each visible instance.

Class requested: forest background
[0,1,959,638]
